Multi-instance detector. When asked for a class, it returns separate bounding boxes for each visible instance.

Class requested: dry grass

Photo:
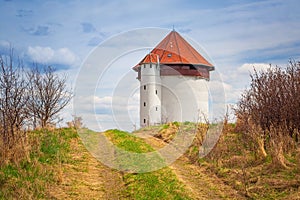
[48,133,125,199]
[0,133,31,167]
[202,123,300,199]
[137,126,244,199]
[154,122,179,142]
[151,121,300,199]
[0,128,77,199]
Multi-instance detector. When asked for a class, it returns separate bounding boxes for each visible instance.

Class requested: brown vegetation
[235,60,300,169]
[27,65,71,129]
[204,123,300,199]
[0,49,28,149]
[154,122,179,142]
[0,48,71,166]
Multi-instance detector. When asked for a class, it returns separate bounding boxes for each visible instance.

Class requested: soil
[135,131,245,200]
[48,137,125,199]
[48,130,245,200]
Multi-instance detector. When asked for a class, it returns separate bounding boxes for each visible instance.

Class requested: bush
[235,60,300,168]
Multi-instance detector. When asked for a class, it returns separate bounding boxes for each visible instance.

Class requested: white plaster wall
[140,63,161,126]
[161,76,208,123]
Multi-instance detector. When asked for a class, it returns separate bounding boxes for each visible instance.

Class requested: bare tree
[0,49,28,147]
[27,66,71,128]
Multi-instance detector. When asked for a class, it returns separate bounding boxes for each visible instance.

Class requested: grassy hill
[147,122,300,199]
[0,125,299,199]
[0,128,191,199]
[0,128,78,199]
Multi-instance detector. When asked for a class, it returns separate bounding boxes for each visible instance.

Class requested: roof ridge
[173,31,183,63]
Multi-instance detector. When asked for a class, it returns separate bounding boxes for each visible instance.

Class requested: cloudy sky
[1,0,300,131]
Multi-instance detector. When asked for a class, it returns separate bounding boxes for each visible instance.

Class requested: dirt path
[47,130,244,199]
[48,137,125,200]
[136,131,245,200]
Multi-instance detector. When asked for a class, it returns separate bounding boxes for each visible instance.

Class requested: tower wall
[140,63,161,127]
[161,76,208,123]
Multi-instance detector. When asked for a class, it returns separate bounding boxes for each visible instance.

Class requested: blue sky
[1,0,300,131]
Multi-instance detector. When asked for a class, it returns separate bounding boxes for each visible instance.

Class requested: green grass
[105,129,154,153]
[0,128,78,199]
[103,129,165,172]
[105,129,191,200]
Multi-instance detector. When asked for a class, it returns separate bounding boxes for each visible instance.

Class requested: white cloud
[209,80,241,104]
[71,93,140,132]
[0,40,10,49]
[2,0,298,131]
[238,63,271,74]
[27,46,77,66]
[95,96,112,107]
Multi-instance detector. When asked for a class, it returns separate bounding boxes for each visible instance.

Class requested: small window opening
[144,119,146,123]
[167,53,172,57]
[144,102,146,107]
[155,90,158,95]
[144,85,146,90]
[156,107,158,111]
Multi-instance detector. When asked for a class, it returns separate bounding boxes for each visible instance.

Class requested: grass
[103,129,165,172]
[0,128,78,199]
[3,123,298,199]
[105,129,154,153]
[153,121,300,199]
[198,124,300,200]
[104,129,191,200]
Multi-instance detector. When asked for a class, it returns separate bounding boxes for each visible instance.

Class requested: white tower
[133,30,214,127]
[139,55,161,126]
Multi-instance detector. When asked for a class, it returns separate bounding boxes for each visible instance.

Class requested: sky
[1,0,300,131]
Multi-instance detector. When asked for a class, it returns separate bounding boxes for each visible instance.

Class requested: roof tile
[134,31,214,70]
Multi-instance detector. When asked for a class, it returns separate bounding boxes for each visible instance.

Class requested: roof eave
[133,63,215,71]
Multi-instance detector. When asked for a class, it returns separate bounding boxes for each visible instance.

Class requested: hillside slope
[135,129,244,200]
[3,126,297,199]
[48,130,125,199]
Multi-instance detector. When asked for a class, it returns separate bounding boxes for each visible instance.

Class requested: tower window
[156,107,158,111]
[150,64,152,68]
[155,90,158,95]
[144,119,146,123]
[144,102,146,107]
[144,85,146,90]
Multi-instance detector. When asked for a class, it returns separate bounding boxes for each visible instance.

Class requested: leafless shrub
[235,60,300,169]
[0,49,28,149]
[27,65,72,128]
[0,47,72,165]
[67,115,83,129]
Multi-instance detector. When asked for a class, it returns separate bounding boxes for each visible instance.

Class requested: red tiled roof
[133,30,214,71]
